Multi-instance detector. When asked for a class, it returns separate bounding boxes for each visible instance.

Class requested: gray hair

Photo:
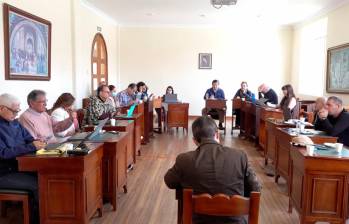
[27,90,46,105]
[0,93,20,108]
[328,96,343,106]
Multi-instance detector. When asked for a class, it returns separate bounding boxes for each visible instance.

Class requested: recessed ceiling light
[199,14,206,18]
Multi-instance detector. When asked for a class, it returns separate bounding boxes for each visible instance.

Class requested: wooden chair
[82,98,90,109]
[0,189,30,224]
[182,189,260,224]
[76,108,86,129]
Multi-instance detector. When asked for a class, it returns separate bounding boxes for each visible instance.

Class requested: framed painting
[326,43,349,93]
[199,53,212,69]
[3,3,51,81]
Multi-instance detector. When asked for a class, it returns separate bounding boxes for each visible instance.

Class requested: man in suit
[202,80,226,130]
[164,116,261,224]
[0,93,44,223]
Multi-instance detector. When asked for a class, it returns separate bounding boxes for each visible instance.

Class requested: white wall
[0,0,74,109]
[72,1,119,107]
[291,2,349,105]
[119,26,293,115]
[0,0,119,109]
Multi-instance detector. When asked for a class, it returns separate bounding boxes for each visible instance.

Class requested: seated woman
[233,81,253,128]
[136,81,148,101]
[162,86,174,101]
[108,85,120,108]
[51,93,78,141]
[279,84,297,121]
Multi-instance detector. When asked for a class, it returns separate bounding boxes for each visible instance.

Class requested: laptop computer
[164,94,178,103]
[255,98,268,106]
[68,118,109,141]
[127,104,136,118]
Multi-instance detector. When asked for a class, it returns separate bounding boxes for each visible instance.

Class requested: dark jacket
[314,109,349,146]
[164,140,261,224]
[258,88,278,104]
[0,117,36,175]
[234,89,253,101]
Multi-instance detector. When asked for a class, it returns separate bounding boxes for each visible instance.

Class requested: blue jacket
[0,117,36,160]
[204,88,225,100]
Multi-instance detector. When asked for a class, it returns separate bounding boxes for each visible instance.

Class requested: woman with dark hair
[165,86,174,95]
[108,85,119,108]
[51,93,78,139]
[279,84,298,120]
[136,81,148,101]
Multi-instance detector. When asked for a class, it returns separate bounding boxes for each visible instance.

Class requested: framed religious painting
[3,3,51,81]
[326,43,349,93]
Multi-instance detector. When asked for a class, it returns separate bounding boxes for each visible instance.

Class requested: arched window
[91,33,108,93]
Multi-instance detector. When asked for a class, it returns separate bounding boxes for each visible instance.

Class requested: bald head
[315,97,326,111]
[258,84,270,93]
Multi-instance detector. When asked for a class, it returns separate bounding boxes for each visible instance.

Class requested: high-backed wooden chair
[182,189,260,224]
[0,189,30,224]
[82,98,90,109]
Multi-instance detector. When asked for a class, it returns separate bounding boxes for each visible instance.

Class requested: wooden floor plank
[90,120,300,224]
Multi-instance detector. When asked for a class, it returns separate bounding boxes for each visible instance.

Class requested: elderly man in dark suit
[164,116,261,224]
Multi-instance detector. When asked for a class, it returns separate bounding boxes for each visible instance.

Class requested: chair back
[153,97,162,109]
[76,108,85,129]
[182,189,260,224]
[82,98,90,109]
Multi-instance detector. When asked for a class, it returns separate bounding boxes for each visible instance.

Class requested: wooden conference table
[17,132,129,223]
[84,120,136,166]
[162,102,189,132]
[17,143,104,224]
[290,146,349,224]
[232,99,283,149]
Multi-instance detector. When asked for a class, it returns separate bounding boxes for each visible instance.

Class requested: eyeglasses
[4,106,21,115]
[34,100,48,104]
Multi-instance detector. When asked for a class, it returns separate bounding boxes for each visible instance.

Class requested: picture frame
[3,3,51,81]
[198,53,212,69]
[326,43,349,93]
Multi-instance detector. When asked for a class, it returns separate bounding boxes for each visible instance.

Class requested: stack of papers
[36,149,63,155]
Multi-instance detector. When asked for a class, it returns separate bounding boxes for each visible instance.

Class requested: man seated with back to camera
[164,116,261,224]
[314,96,349,146]
[202,79,226,130]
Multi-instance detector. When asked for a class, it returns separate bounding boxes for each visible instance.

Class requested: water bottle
[251,93,256,103]
[296,121,301,133]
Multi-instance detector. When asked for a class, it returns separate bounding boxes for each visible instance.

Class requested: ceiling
[84,0,349,26]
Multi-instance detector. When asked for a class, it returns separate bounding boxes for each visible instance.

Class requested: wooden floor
[91,119,300,224]
[4,119,342,224]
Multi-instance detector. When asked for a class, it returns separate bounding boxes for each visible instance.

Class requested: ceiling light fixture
[211,0,237,9]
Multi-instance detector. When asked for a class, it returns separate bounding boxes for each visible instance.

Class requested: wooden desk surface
[114,113,142,120]
[17,143,104,224]
[290,146,349,224]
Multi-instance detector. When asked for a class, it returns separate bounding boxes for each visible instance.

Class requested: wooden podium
[166,103,189,132]
[205,99,227,134]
